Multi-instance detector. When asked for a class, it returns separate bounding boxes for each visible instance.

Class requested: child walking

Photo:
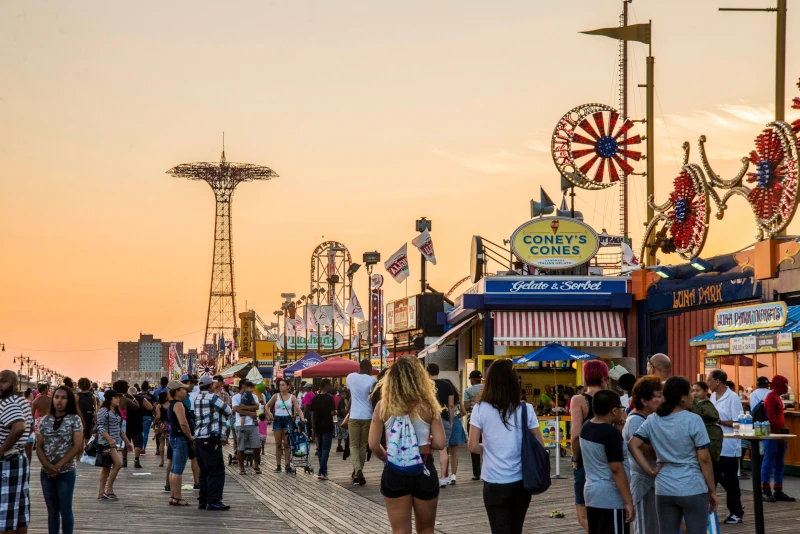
[258,412,268,455]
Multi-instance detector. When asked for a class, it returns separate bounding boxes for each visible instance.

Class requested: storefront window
[755,354,774,397]
[719,356,737,394]
[776,352,796,410]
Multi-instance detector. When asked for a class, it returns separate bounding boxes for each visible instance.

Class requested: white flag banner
[294,313,306,336]
[286,317,296,334]
[384,243,411,283]
[306,305,318,331]
[411,228,437,265]
[621,242,641,274]
[346,291,365,320]
[314,304,333,328]
[333,302,349,327]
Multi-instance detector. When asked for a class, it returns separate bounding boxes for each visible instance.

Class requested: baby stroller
[286,426,314,476]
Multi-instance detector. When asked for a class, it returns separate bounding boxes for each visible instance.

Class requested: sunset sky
[2,1,799,382]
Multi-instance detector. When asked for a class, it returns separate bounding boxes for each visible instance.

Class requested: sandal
[253,467,262,474]
[104,493,118,500]
[172,498,189,506]
[239,469,246,475]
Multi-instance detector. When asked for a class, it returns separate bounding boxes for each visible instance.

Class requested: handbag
[340,413,350,430]
[85,410,109,458]
[520,403,551,495]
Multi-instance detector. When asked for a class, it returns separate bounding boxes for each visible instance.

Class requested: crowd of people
[0,352,797,534]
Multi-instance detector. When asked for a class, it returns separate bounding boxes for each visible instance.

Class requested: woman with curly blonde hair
[369,356,446,534]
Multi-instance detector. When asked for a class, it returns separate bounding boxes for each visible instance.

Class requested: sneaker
[439,477,450,488]
[193,483,200,491]
[357,471,366,486]
[353,478,360,486]
[723,514,743,524]
[775,491,796,502]
[206,503,231,511]
[163,484,170,493]
[134,460,142,469]
[122,459,127,468]
[336,445,344,452]
[763,490,777,503]
[450,474,456,485]
[317,473,328,480]
[274,466,282,473]
[140,450,146,456]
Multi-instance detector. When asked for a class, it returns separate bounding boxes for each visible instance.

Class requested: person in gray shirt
[464,370,484,480]
[629,377,717,534]
[621,376,663,534]
[580,390,633,533]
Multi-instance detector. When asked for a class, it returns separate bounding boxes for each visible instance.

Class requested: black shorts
[130,433,143,449]
[380,455,439,501]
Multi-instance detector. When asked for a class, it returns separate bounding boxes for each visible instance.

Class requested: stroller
[286,426,314,476]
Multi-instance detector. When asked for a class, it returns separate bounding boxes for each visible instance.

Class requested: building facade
[115,333,184,384]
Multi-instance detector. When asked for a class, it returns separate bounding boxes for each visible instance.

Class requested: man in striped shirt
[0,370,32,533]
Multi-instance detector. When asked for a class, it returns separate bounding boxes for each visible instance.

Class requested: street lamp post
[416,217,432,294]
[346,263,361,360]
[273,310,285,362]
[280,293,297,363]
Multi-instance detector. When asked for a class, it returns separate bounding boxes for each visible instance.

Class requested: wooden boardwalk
[23,432,800,533]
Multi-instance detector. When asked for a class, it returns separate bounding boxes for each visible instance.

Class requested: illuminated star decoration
[667,170,704,250]
[747,128,793,221]
[570,111,643,183]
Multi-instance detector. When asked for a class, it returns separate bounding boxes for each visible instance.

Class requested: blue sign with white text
[484,277,627,296]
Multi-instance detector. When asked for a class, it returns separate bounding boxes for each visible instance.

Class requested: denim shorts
[169,437,189,474]
[272,416,292,432]
[573,467,586,506]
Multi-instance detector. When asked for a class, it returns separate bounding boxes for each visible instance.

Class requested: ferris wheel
[309,241,354,338]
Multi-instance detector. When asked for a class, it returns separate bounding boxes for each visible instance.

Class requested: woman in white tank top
[369,356,446,534]
[265,379,305,472]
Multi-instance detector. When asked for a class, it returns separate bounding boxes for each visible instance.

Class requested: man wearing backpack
[749,376,770,412]
[76,379,98,447]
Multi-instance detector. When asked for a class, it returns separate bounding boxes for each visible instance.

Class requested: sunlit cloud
[431,147,526,174]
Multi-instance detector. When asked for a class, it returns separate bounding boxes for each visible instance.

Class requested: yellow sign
[714,302,787,333]
[254,340,277,362]
[239,311,255,358]
[510,217,599,270]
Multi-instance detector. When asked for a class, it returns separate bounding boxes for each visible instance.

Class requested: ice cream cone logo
[550,220,560,234]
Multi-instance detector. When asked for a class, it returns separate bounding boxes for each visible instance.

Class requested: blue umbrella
[513,344,599,412]
[513,343,599,365]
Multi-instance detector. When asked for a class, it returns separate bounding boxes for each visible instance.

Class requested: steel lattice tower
[167,146,278,351]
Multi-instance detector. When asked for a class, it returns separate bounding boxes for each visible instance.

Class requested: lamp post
[273,310,285,362]
[363,251,381,362]
[346,263,361,360]
[415,218,432,293]
[314,287,324,354]
[295,299,304,359]
[280,293,297,362]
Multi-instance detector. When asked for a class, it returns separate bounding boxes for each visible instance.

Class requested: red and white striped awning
[494,311,626,347]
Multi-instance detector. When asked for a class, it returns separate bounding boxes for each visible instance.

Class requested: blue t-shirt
[580,421,626,509]
[634,410,710,497]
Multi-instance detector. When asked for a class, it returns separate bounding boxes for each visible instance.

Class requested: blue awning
[283,351,325,379]
[689,304,800,345]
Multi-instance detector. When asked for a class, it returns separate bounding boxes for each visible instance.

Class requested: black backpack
[752,400,768,423]
[78,392,96,418]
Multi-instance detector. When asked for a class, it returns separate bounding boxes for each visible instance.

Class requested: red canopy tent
[295,356,379,378]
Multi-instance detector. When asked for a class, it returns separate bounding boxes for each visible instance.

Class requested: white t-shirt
[187,389,199,413]
[620,394,630,409]
[346,372,376,420]
[231,393,257,427]
[711,387,743,458]
[470,401,539,484]
[749,388,768,409]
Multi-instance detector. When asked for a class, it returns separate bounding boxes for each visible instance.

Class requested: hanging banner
[294,313,306,336]
[238,311,255,358]
[412,228,437,265]
[385,244,411,283]
[314,305,333,328]
[346,291,365,320]
[168,343,178,377]
[306,305,319,331]
[371,274,384,359]
[333,302,349,327]
[778,332,793,351]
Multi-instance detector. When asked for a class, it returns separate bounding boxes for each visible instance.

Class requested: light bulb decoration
[552,103,642,190]
[640,163,710,262]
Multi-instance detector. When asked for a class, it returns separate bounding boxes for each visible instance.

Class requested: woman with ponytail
[628,377,717,533]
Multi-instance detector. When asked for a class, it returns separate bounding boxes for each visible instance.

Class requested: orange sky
[2,1,799,382]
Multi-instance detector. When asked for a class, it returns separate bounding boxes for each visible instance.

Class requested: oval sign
[510,217,599,270]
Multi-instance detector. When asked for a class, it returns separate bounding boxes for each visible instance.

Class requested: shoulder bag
[520,403,551,494]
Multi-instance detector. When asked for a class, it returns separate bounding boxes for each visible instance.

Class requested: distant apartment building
[114,333,184,384]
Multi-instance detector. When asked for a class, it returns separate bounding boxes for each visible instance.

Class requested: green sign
[277,333,343,351]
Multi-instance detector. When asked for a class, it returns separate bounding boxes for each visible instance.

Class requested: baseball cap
[167,380,188,390]
[180,374,198,383]
[469,370,483,380]
[198,376,214,386]
[756,376,771,388]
